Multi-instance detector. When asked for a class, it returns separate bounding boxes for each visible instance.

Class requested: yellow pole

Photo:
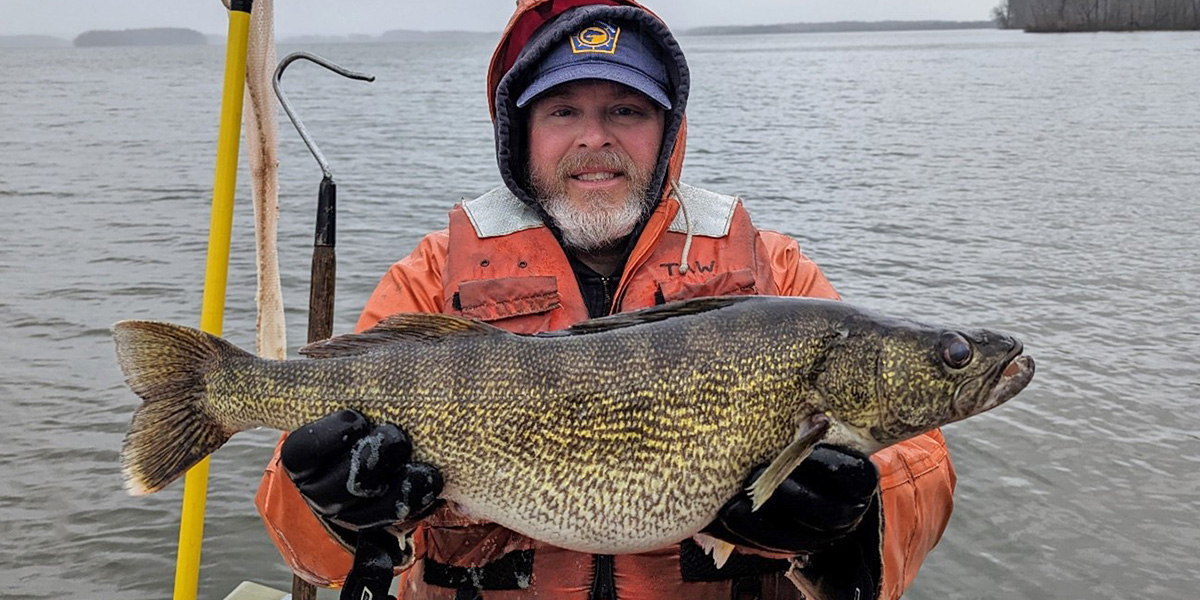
[173,2,254,599]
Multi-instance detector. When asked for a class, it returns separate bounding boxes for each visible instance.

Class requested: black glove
[280,409,443,542]
[704,445,879,554]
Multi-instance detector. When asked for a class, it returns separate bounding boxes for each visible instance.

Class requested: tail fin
[111,320,251,496]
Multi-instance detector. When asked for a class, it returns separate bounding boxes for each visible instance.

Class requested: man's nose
[576,114,614,148]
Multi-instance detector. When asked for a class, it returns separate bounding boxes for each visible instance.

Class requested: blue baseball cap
[516,20,672,110]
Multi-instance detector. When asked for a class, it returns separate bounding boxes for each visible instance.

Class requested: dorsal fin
[300,313,505,358]
[539,296,756,337]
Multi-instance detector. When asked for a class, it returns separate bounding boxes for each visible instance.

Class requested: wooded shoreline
[995,0,1200,31]
[73,27,206,47]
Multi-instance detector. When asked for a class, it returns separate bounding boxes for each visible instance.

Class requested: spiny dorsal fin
[300,313,505,358]
[542,296,757,337]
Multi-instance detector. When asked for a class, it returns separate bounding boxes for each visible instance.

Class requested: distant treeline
[279,30,497,44]
[0,35,69,48]
[377,29,497,42]
[995,0,1200,31]
[686,21,997,36]
[74,28,207,47]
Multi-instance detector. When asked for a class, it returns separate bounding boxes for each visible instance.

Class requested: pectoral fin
[747,413,830,511]
[693,533,736,569]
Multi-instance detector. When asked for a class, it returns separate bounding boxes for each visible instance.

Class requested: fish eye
[940,333,973,369]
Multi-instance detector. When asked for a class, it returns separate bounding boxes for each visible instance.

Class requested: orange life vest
[397,184,800,600]
[440,184,777,330]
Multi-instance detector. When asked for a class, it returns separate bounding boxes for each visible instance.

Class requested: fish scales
[113,295,1034,555]
[205,312,806,549]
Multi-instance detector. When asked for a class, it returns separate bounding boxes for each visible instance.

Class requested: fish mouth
[952,339,1035,420]
[978,345,1035,413]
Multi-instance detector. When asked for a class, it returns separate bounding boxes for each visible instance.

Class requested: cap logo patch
[571,22,620,55]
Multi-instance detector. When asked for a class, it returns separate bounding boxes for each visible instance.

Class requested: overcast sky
[5,0,1001,37]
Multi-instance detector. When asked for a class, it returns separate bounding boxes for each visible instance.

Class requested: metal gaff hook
[272,52,393,600]
[272,51,375,180]
[271,51,374,343]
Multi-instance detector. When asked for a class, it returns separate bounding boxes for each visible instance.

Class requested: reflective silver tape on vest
[461,183,738,239]
[668,183,738,238]
[461,187,545,239]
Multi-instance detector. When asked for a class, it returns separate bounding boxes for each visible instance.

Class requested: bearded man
[256,2,957,599]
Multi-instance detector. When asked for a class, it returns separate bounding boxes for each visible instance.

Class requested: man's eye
[613,106,642,117]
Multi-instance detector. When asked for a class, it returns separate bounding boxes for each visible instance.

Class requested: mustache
[555,150,636,180]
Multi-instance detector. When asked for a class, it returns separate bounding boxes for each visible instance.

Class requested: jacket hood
[488,0,690,226]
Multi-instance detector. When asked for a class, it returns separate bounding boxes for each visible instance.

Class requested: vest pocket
[656,268,758,304]
[452,276,562,332]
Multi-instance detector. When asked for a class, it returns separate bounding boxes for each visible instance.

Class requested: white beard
[529,148,656,251]
[541,190,650,251]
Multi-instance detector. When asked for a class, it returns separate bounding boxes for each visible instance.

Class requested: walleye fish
[112,295,1033,557]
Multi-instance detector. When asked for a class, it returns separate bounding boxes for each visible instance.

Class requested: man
[256,1,956,599]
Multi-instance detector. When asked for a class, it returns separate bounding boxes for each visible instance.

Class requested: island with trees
[995,0,1200,31]
[74,28,207,47]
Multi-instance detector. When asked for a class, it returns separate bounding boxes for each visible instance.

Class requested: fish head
[812,312,1035,452]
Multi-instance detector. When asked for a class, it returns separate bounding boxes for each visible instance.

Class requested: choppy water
[1,29,1198,599]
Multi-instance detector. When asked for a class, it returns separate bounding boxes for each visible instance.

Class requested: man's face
[527,79,666,251]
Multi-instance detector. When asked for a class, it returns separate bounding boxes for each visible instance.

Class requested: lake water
[1,28,1198,599]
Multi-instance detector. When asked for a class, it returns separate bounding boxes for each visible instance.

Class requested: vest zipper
[589,554,616,600]
[601,276,615,315]
[608,195,679,313]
